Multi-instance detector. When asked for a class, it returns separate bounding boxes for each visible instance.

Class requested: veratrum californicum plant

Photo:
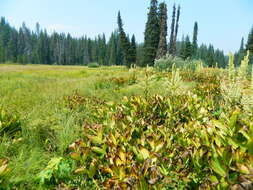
[228,53,235,82]
[167,63,183,95]
[238,51,250,81]
[222,51,253,109]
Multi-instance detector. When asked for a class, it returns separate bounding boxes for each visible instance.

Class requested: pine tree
[117,11,131,67]
[235,38,245,67]
[108,32,117,65]
[206,45,215,67]
[183,35,192,59]
[179,35,186,59]
[192,22,198,58]
[246,27,253,53]
[83,37,90,65]
[129,34,137,64]
[172,5,180,56]
[97,34,107,65]
[142,0,160,66]
[168,4,176,55]
[156,2,167,59]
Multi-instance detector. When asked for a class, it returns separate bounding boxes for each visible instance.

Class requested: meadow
[0,56,253,189]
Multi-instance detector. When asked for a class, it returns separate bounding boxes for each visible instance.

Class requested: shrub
[154,54,205,72]
[69,93,253,189]
[87,62,99,68]
[37,157,73,187]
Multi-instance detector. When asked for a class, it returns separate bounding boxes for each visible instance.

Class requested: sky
[0,0,252,53]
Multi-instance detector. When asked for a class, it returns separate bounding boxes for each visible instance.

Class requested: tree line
[116,0,252,68]
[0,17,132,66]
[0,0,252,67]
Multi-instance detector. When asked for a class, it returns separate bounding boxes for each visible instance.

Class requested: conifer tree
[235,38,245,66]
[142,0,160,66]
[192,22,198,58]
[129,34,137,63]
[246,27,253,52]
[172,5,180,56]
[168,4,176,55]
[206,45,215,67]
[246,27,253,64]
[117,11,131,67]
[179,35,186,59]
[156,2,167,59]
[184,35,192,59]
[108,32,117,65]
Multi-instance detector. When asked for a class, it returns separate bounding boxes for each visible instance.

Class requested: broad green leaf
[211,157,227,177]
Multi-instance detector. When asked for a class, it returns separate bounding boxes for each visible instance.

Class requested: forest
[1,0,253,189]
[1,4,252,68]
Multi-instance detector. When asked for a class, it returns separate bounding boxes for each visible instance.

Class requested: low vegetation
[0,53,253,189]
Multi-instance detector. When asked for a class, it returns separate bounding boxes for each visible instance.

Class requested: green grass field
[1,64,253,189]
[0,64,171,189]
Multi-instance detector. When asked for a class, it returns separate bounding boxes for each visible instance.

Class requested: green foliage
[0,108,21,138]
[87,62,99,68]
[246,27,253,54]
[192,22,198,58]
[154,55,205,72]
[168,4,176,55]
[1,64,253,189]
[228,53,235,81]
[142,0,160,66]
[167,64,183,95]
[69,91,253,189]
[117,11,132,67]
[37,157,73,187]
[156,2,167,59]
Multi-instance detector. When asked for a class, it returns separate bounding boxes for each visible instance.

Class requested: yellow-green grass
[0,64,196,188]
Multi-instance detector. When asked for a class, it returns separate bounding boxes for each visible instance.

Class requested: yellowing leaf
[74,167,86,174]
[0,164,8,176]
[237,164,250,174]
[140,148,150,160]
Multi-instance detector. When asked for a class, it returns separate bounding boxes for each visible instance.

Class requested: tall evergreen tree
[172,5,180,56]
[179,35,186,58]
[206,45,215,67]
[142,0,160,66]
[246,27,253,51]
[129,34,137,64]
[83,37,90,65]
[192,22,198,58]
[168,4,176,55]
[117,11,131,67]
[182,35,192,59]
[235,38,245,66]
[246,27,253,63]
[156,2,167,59]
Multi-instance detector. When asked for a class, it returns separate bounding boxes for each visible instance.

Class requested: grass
[0,64,174,189]
[1,63,252,189]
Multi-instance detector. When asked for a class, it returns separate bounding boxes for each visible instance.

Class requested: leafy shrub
[69,92,253,189]
[64,91,105,113]
[87,62,99,68]
[154,54,205,72]
[37,157,73,187]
